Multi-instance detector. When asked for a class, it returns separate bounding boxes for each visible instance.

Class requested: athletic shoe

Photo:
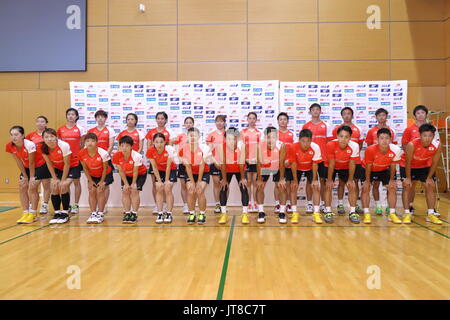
[87,213,99,224]
[337,204,345,215]
[218,213,228,224]
[433,209,441,217]
[49,212,62,224]
[17,212,29,224]
[291,212,299,224]
[183,205,190,215]
[39,203,48,215]
[426,214,442,225]
[323,212,334,224]
[214,204,221,214]
[278,212,287,224]
[388,213,402,224]
[305,203,314,214]
[257,212,266,224]
[363,213,371,224]
[402,213,412,224]
[127,212,138,224]
[349,212,360,224]
[241,213,250,224]
[152,207,158,215]
[274,204,280,213]
[22,212,37,224]
[385,206,390,215]
[319,205,326,213]
[355,205,364,214]
[409,206,415,215]
[164,212,173,224]
[312,212,323,224]
[122,212,131,224]
[96,212,104,223]
[197,213,206,225]
[375,205,383,215]
[187,213,196,224]
[249,203,258,213]
[287,204,293,213]
[70,204,79,214]
[156,213,164,224]
[57,212,70,224]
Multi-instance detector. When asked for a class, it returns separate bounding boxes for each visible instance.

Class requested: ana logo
[58,150,62,154]
[388,153,393,158]
[309,151,313,155]
[347,150,351,153]
[429,147,435,151]
[320,125,325,128]
[97,157,101,161]
[129,160,133,164]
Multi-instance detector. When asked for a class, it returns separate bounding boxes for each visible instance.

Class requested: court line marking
[0,206,19,213]
[0,225,49,246]
[217,215,235,300]
[412,221,449,239]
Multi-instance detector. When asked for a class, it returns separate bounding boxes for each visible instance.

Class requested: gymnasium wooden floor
[0,193,448,300]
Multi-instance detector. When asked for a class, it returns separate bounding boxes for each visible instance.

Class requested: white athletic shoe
[70,204,79,214]
[164,212,173,223]
[306,203,314,214]
[319,205,326,213]
[156,213,164,224]
[49,211,61,224]
[39,203,48,214]
[87,212,99,224]
[96,212,104,223]
[57,211,70,224]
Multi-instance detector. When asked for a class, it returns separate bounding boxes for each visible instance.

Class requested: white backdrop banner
[69,80,407,208]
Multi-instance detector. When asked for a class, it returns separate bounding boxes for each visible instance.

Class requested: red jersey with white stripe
[400,138,440,168]
[145,128,172,144]
[26,131,44,145]
[325,140,360,170]
[241,128,262,164]
[146,145,177,171]
[224,141,245,173]
[78,147,112,177]
[278,129,295,144]
[205,129,226,162]
[57,124,86,166]
[362,144,402,172]
[178,144,211,174]
[5,139,45,168]
[112,150,147,177]
[365,125,397,146]
[46,140,73,170]
[331,123,364,164]
[88,126,116,151]
[116,129,145,152]
[287,141,322,171]
[302,121,333,161]
[259,140,283,172]
[401,123,440,146]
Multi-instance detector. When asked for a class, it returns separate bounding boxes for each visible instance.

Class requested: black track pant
[219,172,249,206]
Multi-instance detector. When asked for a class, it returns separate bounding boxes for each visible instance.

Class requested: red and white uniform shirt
[78,147,112,177]
[325,140,360,170]
[116,129,145,152]
[224,141,245,173]
[57,124,86,166]
[400,138,440,169]
[401,123,440,146]
[112,150,147,177]
[5,139,45,168]
[241,128,262,164]
[362,144,402,172]
[145,128,173,145]
[259,140,283,172]
[146,145,177,172]
[287,141,322,171]
[178,144,211,174]
[302,121,333,162]
[88,126,117,151]
[278,129,295,169]
[365,125,397,146]
[331,123,364,164]
[46,140,73,170]
[205,129,226,164]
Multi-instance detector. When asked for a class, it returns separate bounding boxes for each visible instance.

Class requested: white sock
[216,202,220,206]
[286,200,291,205]
[338,199,344,205]
[326,206,331,212]
[200,211,205,215]
[280,205,286,213]
[291,205,297,212]
[374,201,380,207]
[307,200,313,206]
[190,210,195,215]
[427,209,434,215]
[91,211,96,215]
[221,206,227,213]
[29,209,37,213]
[314,205,320,213]
[275,200,280,206]
[364,208,370,213]
[243,206,248,213]
[409,202,414,207]
[258,204,264,212]
[390,208,396,214]
[98,212,104,216]
[350,207,356,213]
[320,201,325,207]
[404,209,410,214]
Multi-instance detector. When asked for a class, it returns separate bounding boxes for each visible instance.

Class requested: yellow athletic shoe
[402,213,412,224]
[363,213,371,224]
[291,212,299,224]
[241,213,250,224]
[312,212,323,224]
[17,212,28,224]
[22,212,37,224]
[218,213,228,224]
[388,213,402,224]
[426,214,442,225]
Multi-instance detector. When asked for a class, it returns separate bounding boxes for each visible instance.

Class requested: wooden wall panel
[390,0,445,21]
[179,62,247,81]
[109,0,177,25]
[248,0,317,23]
[248,61,318,81]
[319,0,388,22]
[179,0,246,24]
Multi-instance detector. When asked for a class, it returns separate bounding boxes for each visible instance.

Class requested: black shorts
[246,163,257,173]
[177,164,186,179]
[224,172,243,184]
[296,170,313,184]
[318,162,327,179]
[361,169,391,186]
[261,170,281,182]
[55,166,81,180]
[328,168,350,183]
[20,164,52,180]
[209,163,222,176]
[155,170,177,183]
[354,164,365,180]
[400,166,436,182]
[185,172,210,184]
[91,171,114,186]
[284,168,293,181]
[121,174,147,191]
